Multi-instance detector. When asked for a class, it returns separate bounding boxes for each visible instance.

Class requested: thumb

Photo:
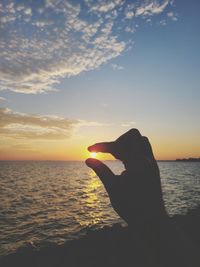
[88,142,115,155]
[85,158,115,191]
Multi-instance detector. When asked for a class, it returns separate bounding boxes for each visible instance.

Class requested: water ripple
[0,161,199,256]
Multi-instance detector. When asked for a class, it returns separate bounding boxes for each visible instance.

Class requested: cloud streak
[0,108,78,139]
[111,63,124,71]
[0,108,107,140]
[0,97,7,101]
[0,0,172,94]
[135,0,169,16]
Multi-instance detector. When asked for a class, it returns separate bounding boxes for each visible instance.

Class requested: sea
[0,161,200,257]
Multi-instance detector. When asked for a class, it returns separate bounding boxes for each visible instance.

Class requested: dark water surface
[0,161,199,256]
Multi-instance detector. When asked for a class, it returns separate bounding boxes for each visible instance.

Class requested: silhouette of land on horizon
[176,157,200,162]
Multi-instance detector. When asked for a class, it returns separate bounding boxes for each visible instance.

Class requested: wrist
[127,212,170,239]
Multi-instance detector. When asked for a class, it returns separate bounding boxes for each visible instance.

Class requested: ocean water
[0,161,199,256]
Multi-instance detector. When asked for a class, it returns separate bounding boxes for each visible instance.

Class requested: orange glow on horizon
[0,130,199,161]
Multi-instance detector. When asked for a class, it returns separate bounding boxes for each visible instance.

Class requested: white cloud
[125,11,134,19]
[33,20,54,28]
[88,0,123,13]
[77,120,105,127]
[121,121,136,127]
[111,63,124,71]
[0,96,7,101]
[0,108,105,140]
[167,12,173,17]
[24,7,32,16]
[0,0,172,94]
[125,26,136,33]
[160,19,167,26]
[135,0,169,17]
[0,108,78,139]
[167,11,178,21]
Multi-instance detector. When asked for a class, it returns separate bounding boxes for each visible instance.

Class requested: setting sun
[90,152,97,158]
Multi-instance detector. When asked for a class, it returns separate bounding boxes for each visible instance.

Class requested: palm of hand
[86,129,166,226]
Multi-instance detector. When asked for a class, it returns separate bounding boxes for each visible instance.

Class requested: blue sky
[0,0,199,160]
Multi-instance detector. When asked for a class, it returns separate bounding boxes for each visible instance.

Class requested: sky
[0,0,200,160]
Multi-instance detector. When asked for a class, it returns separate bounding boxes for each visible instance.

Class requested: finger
[88,142,115,153]
[88,129,145,163]
[142,137,160,177]
[116,128,142,143]
[142,136,155,160]
[85,158,115,190]
[115,128,144,161]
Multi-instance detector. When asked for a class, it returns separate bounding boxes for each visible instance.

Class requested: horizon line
[0,159,199,162]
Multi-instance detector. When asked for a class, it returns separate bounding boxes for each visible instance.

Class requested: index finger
[85,158,115,191]
[88,142,115,154]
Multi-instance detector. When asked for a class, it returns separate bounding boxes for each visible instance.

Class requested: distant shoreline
[175,158,200,162]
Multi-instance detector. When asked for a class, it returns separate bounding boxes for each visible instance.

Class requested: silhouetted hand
[86,129,166,228]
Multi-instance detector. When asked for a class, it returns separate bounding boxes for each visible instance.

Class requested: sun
[90,152,97,158]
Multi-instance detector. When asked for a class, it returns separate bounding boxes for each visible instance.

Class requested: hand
[86,129,166,228]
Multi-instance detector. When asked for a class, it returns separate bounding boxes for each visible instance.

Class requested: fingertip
[142,136,154,159]
[87,144,96,152]
[85,158,92,167]
[85,158,99,167]
[129,128,142,137]
[87,146,92,152]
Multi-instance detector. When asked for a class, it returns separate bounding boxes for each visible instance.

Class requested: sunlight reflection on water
[76,170,103,226]
[0,161,199,256]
